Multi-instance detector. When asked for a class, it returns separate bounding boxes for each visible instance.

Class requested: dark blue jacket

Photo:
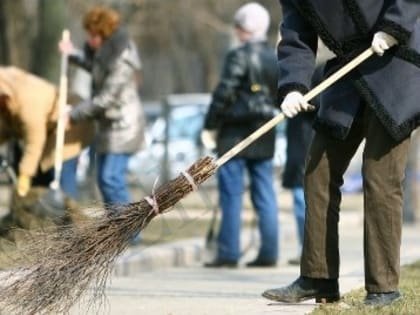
[278,0,420,141]
[204,41,278,159]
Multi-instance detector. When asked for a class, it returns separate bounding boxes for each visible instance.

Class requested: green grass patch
[311,261,420,315]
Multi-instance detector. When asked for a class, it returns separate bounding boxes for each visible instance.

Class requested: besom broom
[0,48,374,314]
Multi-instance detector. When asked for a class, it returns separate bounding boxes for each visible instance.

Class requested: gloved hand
[200,129,217,150]
[17,174,31,197]
[371,31,398,56]
[281,91,312,118]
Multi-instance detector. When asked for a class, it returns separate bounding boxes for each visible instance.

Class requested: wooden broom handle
[50,29,70,190]
[215,47,375,168]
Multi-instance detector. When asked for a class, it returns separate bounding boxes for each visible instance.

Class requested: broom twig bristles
[0,156,218,315]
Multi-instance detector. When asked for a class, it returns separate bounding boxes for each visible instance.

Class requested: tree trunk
[31,0,66,83]
[0,0,31,68]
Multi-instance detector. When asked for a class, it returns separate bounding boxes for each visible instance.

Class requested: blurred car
[128,94,214,191]
[127,93,287,192]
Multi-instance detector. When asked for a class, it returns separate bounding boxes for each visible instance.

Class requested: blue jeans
[60,156,80,200]
[292,187,305,248]
[217,158,279,262]
[96,153,131,205]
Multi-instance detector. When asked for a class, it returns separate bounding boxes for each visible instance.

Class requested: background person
[282,111,315,266]
[0,66,93,199]
[59,5,145,211]
[282,64,323,265]
[202,2,279,268]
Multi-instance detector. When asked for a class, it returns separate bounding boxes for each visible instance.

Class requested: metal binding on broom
[0,48,375,315]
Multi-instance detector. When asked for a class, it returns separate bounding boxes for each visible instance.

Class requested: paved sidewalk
[70,210,420,315]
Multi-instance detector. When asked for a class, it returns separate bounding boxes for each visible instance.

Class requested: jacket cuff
[375,19,411,45]
[277,83,309,104]
[69,100,96,123]
[203,112,218,130]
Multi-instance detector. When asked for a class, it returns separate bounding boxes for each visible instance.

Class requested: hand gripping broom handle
[215,47,375,168]
[50,29,70,190]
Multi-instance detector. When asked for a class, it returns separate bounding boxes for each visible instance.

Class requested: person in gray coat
[262,0,420,307]
[60,5,145,207]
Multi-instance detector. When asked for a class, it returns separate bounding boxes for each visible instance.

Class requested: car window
[149,105,207,143]
[168,110,204,141]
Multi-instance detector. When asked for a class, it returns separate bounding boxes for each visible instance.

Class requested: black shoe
[246,259,277,267]
[262,276,340,303]
[204,259,237,268]
[364,291,401,306]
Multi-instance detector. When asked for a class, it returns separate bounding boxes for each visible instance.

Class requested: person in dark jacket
[282,111,314,266]
[202,2,279,268]
[262,0,420,307]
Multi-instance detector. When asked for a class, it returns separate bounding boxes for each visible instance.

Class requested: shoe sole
[364,293,402,306]
[262,291,340,304]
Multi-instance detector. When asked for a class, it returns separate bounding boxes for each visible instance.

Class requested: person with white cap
[233,2,271,41]
[202,2,279,268]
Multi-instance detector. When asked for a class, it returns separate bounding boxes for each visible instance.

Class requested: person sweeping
[0,66,93,199]
[262,0,420,307]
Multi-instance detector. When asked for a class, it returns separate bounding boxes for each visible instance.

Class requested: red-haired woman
[59,6,145,209]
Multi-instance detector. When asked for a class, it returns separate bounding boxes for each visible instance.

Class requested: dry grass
[311,260,420,315]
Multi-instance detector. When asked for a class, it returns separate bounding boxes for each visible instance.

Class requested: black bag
[223,52,277,122]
